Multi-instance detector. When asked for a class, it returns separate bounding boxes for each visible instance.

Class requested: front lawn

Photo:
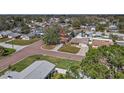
[58,44,80,53]
[42,44,56,50]
[9,55,80,72]
[0,38,10,42]
[2,48,16,56]
[0,46,16,59]
[6,38,40,45]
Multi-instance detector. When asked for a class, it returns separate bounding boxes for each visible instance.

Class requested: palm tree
[43,25,60,45]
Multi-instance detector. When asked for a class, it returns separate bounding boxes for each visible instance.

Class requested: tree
[109,34,118,44]
[65,65,81,79]
[96,24,105,32]
[51,73,65,79]
[72,18,81,28]
[70,31,75,38]
[0,46,4,56]
[43,25,60,45]
[115,72,124,79]
[21,25,30,34]
[80,45,124,79]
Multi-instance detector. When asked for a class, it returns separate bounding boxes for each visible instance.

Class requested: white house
[109,25,118,32]
[20,35,30,40]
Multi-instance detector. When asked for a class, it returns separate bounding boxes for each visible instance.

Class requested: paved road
[0,40,83,70]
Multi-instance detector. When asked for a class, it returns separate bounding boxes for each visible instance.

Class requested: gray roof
[0,60,55,79]
[70,37,89,44]
[0,71,21,79]
[116,41,124,46]
[85,31,94,35]
[8,33,21,37]
[95,32,103,36]
[0,31,12,36]
[27,32,35,37]
[20,60,55,79]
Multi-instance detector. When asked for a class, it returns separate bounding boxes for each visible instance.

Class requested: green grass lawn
[58,44,80,53]
[0,38,10,42]
[6,38,40,45]
[9,55,81,72]
[42,44,56,50]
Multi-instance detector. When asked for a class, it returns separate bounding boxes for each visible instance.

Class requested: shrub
[0,46,4,56]
[2,48,16,56]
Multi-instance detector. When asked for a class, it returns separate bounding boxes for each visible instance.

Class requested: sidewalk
[0,40,27,52]
[51,44,63,51]
[76,45,89,56]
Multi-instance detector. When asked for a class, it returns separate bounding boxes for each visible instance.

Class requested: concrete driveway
[76,44,89,56]
[0,42,27,52]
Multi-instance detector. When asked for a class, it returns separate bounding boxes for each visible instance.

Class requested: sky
[0,0,123,14]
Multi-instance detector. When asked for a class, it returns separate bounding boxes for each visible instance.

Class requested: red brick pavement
[0,40,83,70]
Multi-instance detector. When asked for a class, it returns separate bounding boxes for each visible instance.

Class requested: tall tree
[43,24,60,45]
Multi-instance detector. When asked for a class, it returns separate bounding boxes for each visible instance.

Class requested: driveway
[77,44,89,56]
[51,44,63,51]
[0,41,27,52]
[0,40,83,70]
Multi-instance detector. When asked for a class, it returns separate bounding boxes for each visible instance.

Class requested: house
[91,26,96,31]
[109,25,118,32]
[112,33,124,40]
[70,37,89,48]
[95,32,103,37]
[35,28,44,36]
[116,41,124,46]
[0,32,3,38]
[85,31,94,37]
[82,24,96,32]
[20,35,30,40]
[0,60,56,79]
[27,32,36,38]
[92,38,113,48]
[85,31,94,41]
[0,31,12,37]
[75,33,83,38]
[8,33,21,39]
[12,27,21,33]
[70,37,89,45]
[73,29,82,36]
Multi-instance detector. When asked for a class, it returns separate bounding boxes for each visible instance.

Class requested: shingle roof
[70,37,89,44]
[0,31,12,36]
[20,60,55,79]
[8,33,21,37]
[0,60,55,79]
[92,38,113,47]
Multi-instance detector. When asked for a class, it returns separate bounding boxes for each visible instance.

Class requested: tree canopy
[80,45,124,79]
[43,24,60,45]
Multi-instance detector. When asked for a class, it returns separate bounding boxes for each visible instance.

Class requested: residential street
[0,40,83,70]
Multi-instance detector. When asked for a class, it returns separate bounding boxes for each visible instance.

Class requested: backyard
[6,38,40,45]
[58,44,80,53]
